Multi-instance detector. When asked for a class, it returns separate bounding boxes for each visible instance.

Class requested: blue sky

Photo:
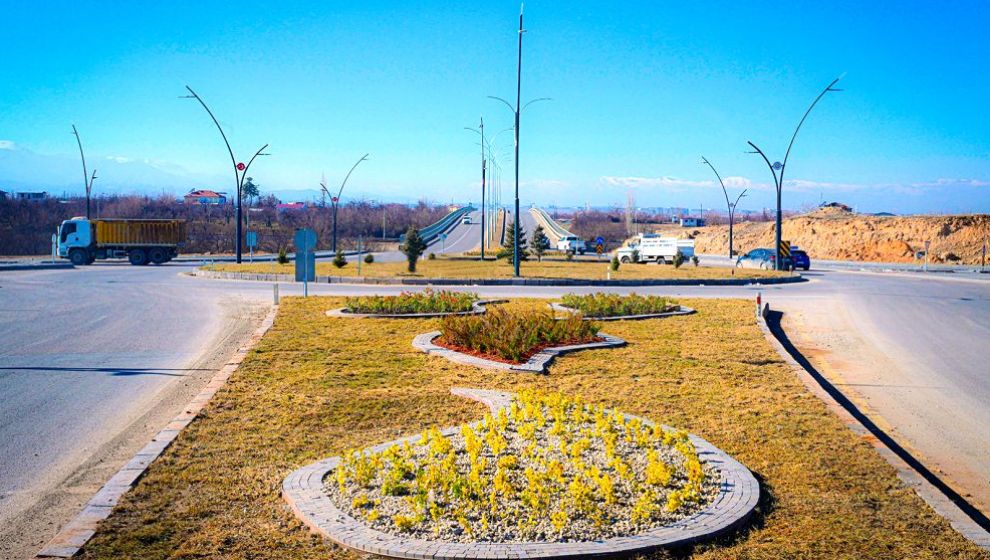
[2,1,989,214]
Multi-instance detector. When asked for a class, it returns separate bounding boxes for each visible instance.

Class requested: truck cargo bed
[94,219,186,246]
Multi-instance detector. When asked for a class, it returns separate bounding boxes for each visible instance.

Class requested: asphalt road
[1,258,988,557]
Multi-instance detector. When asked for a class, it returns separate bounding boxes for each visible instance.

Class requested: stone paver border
[326,299,507,319]
[549,302,697,321]
[34,306,280,559]
[282,387,760,559]
[189,268,805,286]
[412,331,626,373]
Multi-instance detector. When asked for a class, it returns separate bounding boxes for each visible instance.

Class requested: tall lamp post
[320,153,369,252]
[71,125,98,219]
[463,118,487,259]
[747,75,842,270]
[701,156,747,258]
[181,86,268,263]
[489,4,550,277]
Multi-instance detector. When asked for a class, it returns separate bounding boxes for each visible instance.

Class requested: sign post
[924,240,931,272]
[246,231,258,263]
[779,240,791,270]
[294,228,317,297]
[440,232,448,254]
[595,236,605,260]
[51,233,57,264]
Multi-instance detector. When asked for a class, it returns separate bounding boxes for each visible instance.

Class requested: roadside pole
[357,236,363,275]
[924,240,931,273]
[51,233,57,264]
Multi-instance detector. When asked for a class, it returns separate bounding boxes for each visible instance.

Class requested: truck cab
[58,218,96,265]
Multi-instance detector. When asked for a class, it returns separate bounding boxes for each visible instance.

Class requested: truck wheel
[69,249,88,266]
[148,247,168,264]
[129,249,148,266]
[620,256,630,264]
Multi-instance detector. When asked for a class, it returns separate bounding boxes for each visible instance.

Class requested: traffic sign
[246,231,258,248]
[439,233,448,240]
[294,228,317,285]
[596,243,604,254]
[236,162,246,171]
[779,240,791,258]
[595,236,605,245]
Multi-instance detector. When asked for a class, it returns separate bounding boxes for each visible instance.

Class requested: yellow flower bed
[326,391,716,542]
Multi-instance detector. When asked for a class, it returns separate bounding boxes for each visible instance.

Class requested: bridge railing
[529,207,573,245]
[400,205,475,245]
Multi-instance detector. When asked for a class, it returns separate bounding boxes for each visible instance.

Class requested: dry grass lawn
[78,298,987,559]
[202,255,784,281]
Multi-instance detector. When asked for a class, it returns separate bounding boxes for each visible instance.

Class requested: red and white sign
[236,162,246,171]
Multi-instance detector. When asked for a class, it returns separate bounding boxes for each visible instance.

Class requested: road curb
[755,301,990,551]
[188,268,805,287]
[34,305,280,559]
[0,262,74,272]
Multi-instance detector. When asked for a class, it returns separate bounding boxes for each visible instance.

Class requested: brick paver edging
[189,268,805,286]
[412,331,626,374]
[282,387,760,560]
[325,299,508,319]
[549,302,697,321]
[34,306,280,559]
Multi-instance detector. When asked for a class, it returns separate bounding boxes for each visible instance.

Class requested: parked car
[556,235,587,255]
[735,248,792,270]
[791,249,810,270]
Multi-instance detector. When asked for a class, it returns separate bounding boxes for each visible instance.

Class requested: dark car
[791,249,810,271]
[735,248,793,270]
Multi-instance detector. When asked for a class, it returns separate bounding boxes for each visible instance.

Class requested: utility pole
[701,156,747,258]
[181,86,268,263]
[748,75,842,270]
[71,125,97,219]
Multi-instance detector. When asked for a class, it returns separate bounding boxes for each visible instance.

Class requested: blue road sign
[595,236,605,245]
[246,231,258,248]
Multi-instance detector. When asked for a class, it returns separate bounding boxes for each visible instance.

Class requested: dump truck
[57,217,187,266]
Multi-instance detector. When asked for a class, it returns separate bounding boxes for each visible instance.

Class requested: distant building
[276,202,307,212]
[184,189,227,205]
[14,191,47,201]
[679,217,706,227]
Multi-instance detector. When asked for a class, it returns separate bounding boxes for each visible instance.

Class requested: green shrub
[428,252,436,260]
[672,251,686,269]
[560,292,678,318]
[610,255,620,271]
[345,289,477,314]
[333,249,348,268]
[400,227,427,273]
[277,247,289,264]
[439,308,599,362]
[691,255,700,267]
[364,253,375,264]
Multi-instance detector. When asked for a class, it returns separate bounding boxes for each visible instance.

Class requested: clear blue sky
[2,1,989,214]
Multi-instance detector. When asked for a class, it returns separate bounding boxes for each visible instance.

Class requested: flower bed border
[411,331,626,374]
[326,299,507,319]
[282,387,760,560]
[549,302,697,321]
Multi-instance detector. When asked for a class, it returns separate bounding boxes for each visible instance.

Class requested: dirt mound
[691,212,990,265]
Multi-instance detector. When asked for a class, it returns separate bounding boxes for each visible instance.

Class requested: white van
[556,235,586,254]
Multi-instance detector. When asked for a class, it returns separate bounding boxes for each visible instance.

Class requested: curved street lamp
[701,156,747,259]
[747,75,843,269]
[181,85,269,263]
[70,125,98,219]
[320,153,369,252]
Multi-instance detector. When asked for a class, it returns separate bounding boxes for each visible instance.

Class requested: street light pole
[747,75,842,269]
[70,125,97,219]
[321,153,369,252]
[464,119,488,259]
[181,86,268,263]
[701,156,747,258]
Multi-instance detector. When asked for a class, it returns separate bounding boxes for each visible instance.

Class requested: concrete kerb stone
[281,387,760,560]
[755,302,990,550]
[33,305,280,559]
[548,302,697,321]
[326,299,508,319]
[187,268,805,287]
[412,331,627,374]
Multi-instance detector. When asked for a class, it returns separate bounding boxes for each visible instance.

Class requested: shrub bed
[326,390,717,543]
[438,309,600,363]
[560,292,679,318]
[344,289,477,314]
